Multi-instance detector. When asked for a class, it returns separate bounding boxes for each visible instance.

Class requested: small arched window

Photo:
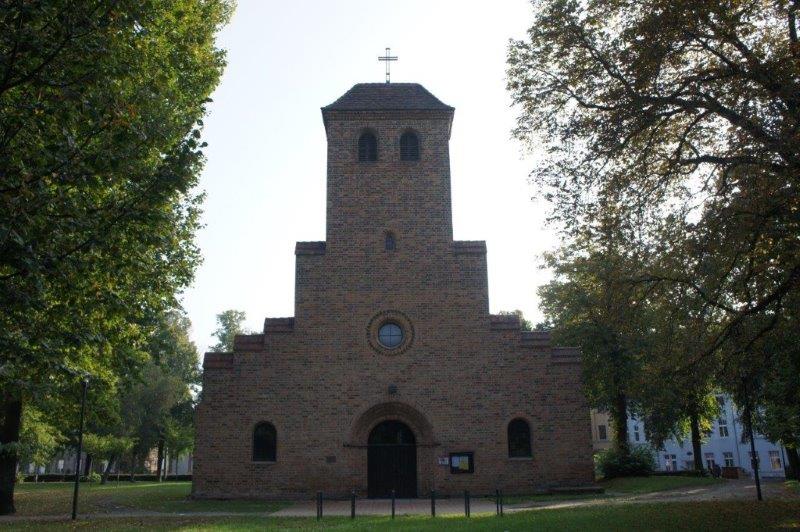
[385,231,396,251]
[253,422,277,462]
[400,131,419,161]
[508,418,532,458]
[358,131,377,162]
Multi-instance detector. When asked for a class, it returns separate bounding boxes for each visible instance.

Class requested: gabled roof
[322,83,453,111]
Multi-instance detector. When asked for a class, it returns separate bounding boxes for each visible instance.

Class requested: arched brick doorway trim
[346,402,437,448]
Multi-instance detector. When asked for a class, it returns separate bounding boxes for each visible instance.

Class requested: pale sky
[181,0,555,352]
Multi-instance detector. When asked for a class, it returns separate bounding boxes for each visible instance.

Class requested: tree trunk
[101,457,115,485]
[156,440,165,482]
[689,409,704,473]
[786,447,800,480]
[611,392,630,455]
[129,452,136,482]
[163,449,169,481]
[0,393,22,515]
[84,454,93,477]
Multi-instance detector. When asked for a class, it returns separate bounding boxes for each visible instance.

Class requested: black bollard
[495,489,500,515]
[500,489,504,516]
[431,489,436,517]
[391,489,396,518]
[316,491,322,520]
[464,490,470,517]
[351,490,356,519]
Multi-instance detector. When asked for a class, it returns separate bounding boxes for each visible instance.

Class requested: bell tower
[321,83,455,256]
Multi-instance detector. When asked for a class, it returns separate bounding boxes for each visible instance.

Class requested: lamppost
[71,377,89,520]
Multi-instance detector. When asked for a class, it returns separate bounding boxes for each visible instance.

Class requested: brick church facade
[193,83,593,499]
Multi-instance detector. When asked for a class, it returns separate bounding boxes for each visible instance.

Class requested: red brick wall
[193,103,593,500]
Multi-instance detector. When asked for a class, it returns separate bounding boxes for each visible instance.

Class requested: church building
[193,82,593,499]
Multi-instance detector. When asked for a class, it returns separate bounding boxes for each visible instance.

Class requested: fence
[314,489,505,520]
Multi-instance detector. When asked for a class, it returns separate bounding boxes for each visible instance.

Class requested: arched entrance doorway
[367,420,417,498]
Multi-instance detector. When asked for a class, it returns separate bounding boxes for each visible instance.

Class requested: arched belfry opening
[368,420,417,498]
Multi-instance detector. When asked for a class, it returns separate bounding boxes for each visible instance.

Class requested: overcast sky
[181,0,555,352]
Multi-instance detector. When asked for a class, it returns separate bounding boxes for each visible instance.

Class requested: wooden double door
[367,420,417,498]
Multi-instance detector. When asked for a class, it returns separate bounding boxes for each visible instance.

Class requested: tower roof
[322,83,453,111]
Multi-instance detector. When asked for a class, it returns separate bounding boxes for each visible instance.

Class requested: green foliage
[122,362,189,459]
[210,309,252,352]
[1,0,231,400]
[0,0,231,513]
[498,310,533,331]
[538,218,655,450]
[737,296,800,454]
[508,0,800,461]
[595,445,656,479]
[84,471,102,484]
[148,310,202,386]
[17,408,63,470]
[82,433,134,462]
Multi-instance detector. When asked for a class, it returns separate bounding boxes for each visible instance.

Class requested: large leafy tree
[0,0,231,514]
[508,0,800,370]
[84,309,199,482]
[728,298,800,479]
[538,217,654,453]
[17,407,63,482]
[636,264,722,471]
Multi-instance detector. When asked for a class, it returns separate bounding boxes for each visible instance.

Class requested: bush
[84,471,102,483]
[596,445,656,479]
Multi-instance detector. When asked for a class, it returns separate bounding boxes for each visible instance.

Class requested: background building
[589,394,789,478]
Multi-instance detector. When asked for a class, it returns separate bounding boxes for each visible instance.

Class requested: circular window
[378,323,403,348]
[367,311,414,355]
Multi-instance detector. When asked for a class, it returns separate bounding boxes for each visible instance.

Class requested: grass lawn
[11,481,288,516]
[1,501,798,531]
[599,475,721,495]
[10,476,721,518]
[492,475,719,504]
[786,480,799,495]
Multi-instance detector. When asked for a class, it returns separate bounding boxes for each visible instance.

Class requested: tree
[733,300,800,480]
[0,0,231,514]
[81,433,134,484]
[119,309,199,481]
[538,217,654,454]
[498,310,533,331]
[507,0,800,376]
[17,408,63,482]
[210,310,252,352]
[508,0,800,478]
[121,362,188,481]
[636,271,722,472]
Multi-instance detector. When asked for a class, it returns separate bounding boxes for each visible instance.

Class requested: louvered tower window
[358,131,377,161]
[400,131,419,161]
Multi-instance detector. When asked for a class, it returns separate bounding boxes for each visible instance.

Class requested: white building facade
[590,394,789,478]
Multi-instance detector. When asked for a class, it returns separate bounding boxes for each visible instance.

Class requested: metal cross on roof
[378,47,398,84]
